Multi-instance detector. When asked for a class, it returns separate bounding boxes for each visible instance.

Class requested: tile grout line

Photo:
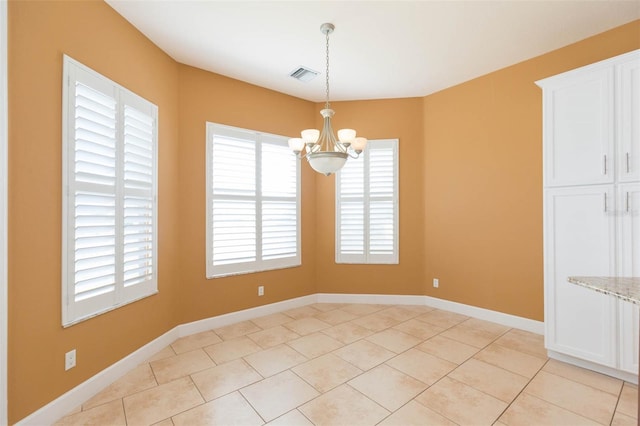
[119,398,128,426]
[534,367,626,424]
[235,384,268,425]
[489,356,551,425]
[158,375,206,425]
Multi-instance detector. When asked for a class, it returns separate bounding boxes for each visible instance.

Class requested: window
[336,139,398,264]
[206,123,300,278]
[62,56,158,326]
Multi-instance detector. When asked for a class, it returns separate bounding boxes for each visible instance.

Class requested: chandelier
[288,23,367,176]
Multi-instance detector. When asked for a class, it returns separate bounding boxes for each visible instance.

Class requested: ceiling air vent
[289,66,319,83]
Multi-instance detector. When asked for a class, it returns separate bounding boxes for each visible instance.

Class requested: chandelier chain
[325,28,330,110]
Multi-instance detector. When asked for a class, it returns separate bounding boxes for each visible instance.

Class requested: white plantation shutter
[261,140,298,261]
[337,158,365,257]
[369,147,395,257]
[62,56,158,326]
[336,139,398,264]
[211,130,257,269]
[206,123,300,278]
[122,101,156,298]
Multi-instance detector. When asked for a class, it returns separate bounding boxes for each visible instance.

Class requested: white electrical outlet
[433,278,439,288]
[65,349,76,370]
[258,285,264,296]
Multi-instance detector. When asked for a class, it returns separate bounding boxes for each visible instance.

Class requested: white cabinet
[619,184,640,374]
[617,60,640,182]
[544,186,616,366]
[542,67,613,187]
[538,49,640,380]
[619,184,640,276]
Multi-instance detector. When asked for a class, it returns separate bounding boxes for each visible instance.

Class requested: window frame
[335,138,399,264]
[205,122,301,278]
[62,55,159,327]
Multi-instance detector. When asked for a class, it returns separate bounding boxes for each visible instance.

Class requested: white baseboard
[317,292,544,334]
[175,294,316,337]
[17,292,542,425]
[317,292,427,306]
[421,295,545,335]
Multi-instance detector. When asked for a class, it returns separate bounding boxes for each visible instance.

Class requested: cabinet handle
[603,155,607,175]
[627,152,631,174]
[604,193,607,212]
[627,192,630,213]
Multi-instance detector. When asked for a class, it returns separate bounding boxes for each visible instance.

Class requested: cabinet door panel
[545,186,616,366]
[619,184,640,276]
[543,68,613,187]
[620,301,639,374]
[619,184,640,374]
[617,55,640,182]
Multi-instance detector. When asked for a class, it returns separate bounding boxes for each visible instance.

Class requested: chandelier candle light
[288,23,367,176]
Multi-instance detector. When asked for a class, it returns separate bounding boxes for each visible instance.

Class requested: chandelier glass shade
[289,23,367,176]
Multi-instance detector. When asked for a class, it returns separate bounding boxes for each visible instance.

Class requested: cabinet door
[620,301,639,374]
[617,54,640,182]
[619,183,640,374]
[542,68,614,187]
[545,186,616,366]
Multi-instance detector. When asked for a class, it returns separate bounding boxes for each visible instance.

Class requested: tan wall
[421,20,640,321]
[314,98,426,296]
[176,65,318,323]
[7,0,181,422]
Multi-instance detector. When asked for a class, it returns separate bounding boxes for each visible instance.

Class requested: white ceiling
[106,0,640,102]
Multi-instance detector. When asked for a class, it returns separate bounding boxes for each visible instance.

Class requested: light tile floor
[55,303,637,425]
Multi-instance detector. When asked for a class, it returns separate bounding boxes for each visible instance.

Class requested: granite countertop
[568,276,640,305]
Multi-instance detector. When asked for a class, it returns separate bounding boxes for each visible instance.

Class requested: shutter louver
[212,199,256,265]
[123,105,155,288]
[369,148,395,255]
[262,200,297,260]
[73,82,118,302]
[124,106,154,191]
[211,135,257,268]
[212,136,256,196]
[74,192,116,301]
[339,201,365,254]
[123,196,153,287]
[338,155,365,258]
[262,143,297,260]
[369,200,394,254]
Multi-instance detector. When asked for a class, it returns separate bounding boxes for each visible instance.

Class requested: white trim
[0,1,8,424]
[175,294,316,338]
[317,293,544,334]
[421,295,544,335]
[16,292,542,424]
[317,292,426,307]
